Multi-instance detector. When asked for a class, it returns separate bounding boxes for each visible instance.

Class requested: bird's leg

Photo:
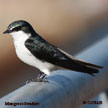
[37,72,44,80]
[40,73,46,79]
[26,72,48,84]
[37,72,48,82]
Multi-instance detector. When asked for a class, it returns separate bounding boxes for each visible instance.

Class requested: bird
[3,20,103,82]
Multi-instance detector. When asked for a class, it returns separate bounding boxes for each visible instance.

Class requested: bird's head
[3,20,35,40]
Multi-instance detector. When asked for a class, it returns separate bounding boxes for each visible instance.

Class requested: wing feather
[25,36,103,76]
[58,48,103,69]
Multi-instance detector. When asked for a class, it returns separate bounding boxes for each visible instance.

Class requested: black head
[3,20,35,34]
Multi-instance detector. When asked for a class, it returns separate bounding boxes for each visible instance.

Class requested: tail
[76,60,103,69]
[83,66,99,76]
[75,60,103,76]
[64,62,102,76]
[65,60,103,76]
[58,48,103,76]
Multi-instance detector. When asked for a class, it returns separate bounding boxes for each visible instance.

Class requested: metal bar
[0,36,108,108]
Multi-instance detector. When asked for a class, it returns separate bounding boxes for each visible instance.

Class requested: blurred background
[0,0,108,106]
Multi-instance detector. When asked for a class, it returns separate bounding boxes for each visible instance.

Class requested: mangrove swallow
[3,20,103,81]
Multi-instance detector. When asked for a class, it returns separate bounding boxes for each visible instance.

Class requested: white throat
[9,31,31,43]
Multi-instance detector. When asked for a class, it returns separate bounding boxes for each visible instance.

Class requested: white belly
[11,31,56,75]
[15,43,56,75]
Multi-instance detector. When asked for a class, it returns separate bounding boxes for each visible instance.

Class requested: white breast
[10,31,56,75]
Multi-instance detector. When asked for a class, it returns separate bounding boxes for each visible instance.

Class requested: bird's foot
[37,77,49,82]
[37,73,49,82]
[26,73,48,84]
[26,78,37,84]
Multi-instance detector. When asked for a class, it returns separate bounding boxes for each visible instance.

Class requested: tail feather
[58,48,103,73]
[84,66,99,76]
[76,60,103,69]
[75,60,103,76]
[65,61,100,76]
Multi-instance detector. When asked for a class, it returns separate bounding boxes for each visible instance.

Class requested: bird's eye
[11,26,21,32]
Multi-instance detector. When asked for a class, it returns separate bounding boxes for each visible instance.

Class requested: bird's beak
[3,29,9,34]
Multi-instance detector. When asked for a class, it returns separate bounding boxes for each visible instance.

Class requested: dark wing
[58,48,103,69]
[25,37,103,76]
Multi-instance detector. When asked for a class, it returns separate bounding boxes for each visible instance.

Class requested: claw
[26,72,48,84]
[37,77,49,82]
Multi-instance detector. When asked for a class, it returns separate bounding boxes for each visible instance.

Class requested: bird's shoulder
[24,36,67,61]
